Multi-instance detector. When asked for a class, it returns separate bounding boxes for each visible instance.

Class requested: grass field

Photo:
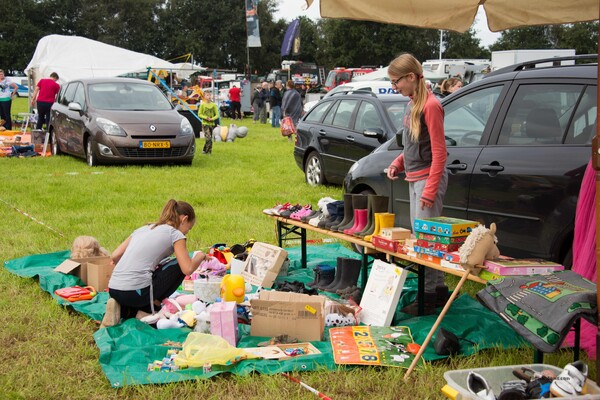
[0,97,592,399]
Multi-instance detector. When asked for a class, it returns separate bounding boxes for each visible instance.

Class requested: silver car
[49,77,195,166]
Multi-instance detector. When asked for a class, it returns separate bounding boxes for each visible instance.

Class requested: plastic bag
[281,116,296,137]
[174,333,257,368]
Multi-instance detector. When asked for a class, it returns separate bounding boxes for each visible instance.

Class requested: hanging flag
[246,0,261,47]
[281,19,300,57]
[292,23,301,56]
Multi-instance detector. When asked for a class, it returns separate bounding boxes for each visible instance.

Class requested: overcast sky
[273,0,502,48]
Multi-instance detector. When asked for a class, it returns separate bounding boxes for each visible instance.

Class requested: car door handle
[346,136,355,142]
[446,163,467,171]
[318,129,327,135]
[480,163,504,173]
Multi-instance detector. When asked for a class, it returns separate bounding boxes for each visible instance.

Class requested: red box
[210,301,239,347]
[372,235,400,253]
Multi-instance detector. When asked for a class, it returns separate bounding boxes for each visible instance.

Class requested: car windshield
[88,82,173,111]
[384,100,408,131]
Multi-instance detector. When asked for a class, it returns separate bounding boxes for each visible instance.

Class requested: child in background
[101,199,210,328]
[386,53,449,315]
[198,92,219,154]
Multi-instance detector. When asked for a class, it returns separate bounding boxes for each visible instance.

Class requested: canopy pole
[595,9,600,385]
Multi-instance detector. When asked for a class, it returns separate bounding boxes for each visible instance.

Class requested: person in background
[386,53,449,316]
[281,79,303,127]
[258,81,269,124]
[198,92,219,155]
[251,84,263,124]
[228,84,242,120]
[269,80,282,128]
[440,77,463,97]
[0,70,18,130]
[31,72,60,130]
[101,199,210,328]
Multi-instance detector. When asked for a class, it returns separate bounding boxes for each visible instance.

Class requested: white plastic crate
[442,364,600,400]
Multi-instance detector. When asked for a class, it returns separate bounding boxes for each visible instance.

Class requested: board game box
[413,217,479,237]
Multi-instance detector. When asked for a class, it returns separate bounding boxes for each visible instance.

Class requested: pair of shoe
[550,361,588,397]
[262,202,291,216]
[290,205,313,220]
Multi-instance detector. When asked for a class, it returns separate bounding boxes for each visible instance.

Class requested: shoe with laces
[550,361,588,397]
[279,204,302,218]
[263,202,291,216]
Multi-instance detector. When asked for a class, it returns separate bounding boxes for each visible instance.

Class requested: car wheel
[86,138,99,167]
[51,132,62,155]
[305,151,326,186]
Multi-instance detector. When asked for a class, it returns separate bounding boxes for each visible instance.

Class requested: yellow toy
[221,274,245,303]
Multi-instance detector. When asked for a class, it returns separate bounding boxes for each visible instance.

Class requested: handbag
[281,116,296,137]
[55,286,97,302]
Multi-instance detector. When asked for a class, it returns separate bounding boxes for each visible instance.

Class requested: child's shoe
[549,361,588,397]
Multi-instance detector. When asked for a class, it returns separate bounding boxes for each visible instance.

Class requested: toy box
[359,260,408,326]
[416,232,467,244]
[371,235,401,253]
[250,291,326,341]
[416,239,461,253]
[380,227,411,240]
[210,301,239,346]
[483,258,564,276]
[413,217,480,237]
[241,242,288,288]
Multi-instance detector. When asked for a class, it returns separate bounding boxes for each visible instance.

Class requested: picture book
[483,258,564,276]
[413,217,480,237]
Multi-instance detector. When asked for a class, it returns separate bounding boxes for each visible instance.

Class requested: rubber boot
[331,194,353,231]
[318,257,345,290]
[309,265,335,289]
[327,258,362,293]
[307,264,333,288]
[435,285,451,307]
[344,209,367,235]
[365,213,395,242]
[319,200,343,229]
[336,194,368,232]
[355,195,389,237]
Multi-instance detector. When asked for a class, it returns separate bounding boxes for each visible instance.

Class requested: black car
[344,56,597,265]
[293,91,409,186]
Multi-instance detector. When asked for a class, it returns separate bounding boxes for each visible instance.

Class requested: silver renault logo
[150,125,156,132]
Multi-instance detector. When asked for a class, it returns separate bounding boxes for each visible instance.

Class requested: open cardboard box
[250,291,326,342]
[54,256,113,292]
[241,242,288,288]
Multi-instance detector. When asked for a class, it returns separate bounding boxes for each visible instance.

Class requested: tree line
[1,0,597,77]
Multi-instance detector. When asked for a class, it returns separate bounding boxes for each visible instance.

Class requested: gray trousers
[409,170,449,292]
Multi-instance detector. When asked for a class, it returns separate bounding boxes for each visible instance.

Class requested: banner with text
[246,0,262,47]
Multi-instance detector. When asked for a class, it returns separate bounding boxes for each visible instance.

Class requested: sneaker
[550,361,588,397]
[290,205,312,220]
[279,204,302,218]
[263,202,290,216]
[100,298,121,328]
[497,379,527,400]
[467,371,495,400]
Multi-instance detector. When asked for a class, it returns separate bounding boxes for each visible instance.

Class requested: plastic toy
[221,274,246,303]
[55,286,97,302]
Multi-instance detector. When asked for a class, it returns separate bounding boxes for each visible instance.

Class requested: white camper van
[303,80,395,112]
[422,59,491,84]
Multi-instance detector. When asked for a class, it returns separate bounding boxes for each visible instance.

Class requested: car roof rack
[329,89,378,98]
[488,54,598,77]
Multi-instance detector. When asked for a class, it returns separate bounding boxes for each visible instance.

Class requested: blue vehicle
[16,83,29,97]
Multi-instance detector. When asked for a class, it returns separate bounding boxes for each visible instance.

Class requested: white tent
[25,34,175,84]
[172,62,207,81]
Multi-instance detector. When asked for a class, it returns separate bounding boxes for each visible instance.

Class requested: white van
[304,80,395,112]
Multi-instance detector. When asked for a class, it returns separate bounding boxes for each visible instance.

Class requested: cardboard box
[54,256,112,288]
[371,235,401,253]
[241,242,288,288]
[380,227,411,240]
[210,301,239,346]
[250,291,326,342]
[86,259,114,292]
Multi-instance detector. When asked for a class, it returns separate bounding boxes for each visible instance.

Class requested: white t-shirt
[108,224,186,291]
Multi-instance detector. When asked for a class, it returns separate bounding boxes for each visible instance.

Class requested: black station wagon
[344,56,597,265]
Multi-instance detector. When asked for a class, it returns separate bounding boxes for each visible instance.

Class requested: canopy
[25,34,175,84]
[306,0,598,33]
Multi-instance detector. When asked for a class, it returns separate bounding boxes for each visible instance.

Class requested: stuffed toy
[458,223,500,272]
[71,236,110,259]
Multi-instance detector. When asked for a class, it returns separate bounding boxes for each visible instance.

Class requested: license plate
[140,141,170,149]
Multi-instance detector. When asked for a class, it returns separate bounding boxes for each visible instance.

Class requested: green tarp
[3,244,529,387]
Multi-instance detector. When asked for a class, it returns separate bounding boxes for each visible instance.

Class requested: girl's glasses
[391,74,409,87]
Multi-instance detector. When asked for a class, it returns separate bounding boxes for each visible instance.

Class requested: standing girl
[101,199,209,328]
[386,53,449,315]
[0,70,18,130]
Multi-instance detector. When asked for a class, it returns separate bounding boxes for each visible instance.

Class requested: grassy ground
[1,97,593,399]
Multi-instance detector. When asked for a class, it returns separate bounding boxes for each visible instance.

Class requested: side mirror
[395,129,403,147]
[68,102,82,112]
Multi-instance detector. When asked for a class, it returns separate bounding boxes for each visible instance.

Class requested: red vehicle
[324,67,376,91]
